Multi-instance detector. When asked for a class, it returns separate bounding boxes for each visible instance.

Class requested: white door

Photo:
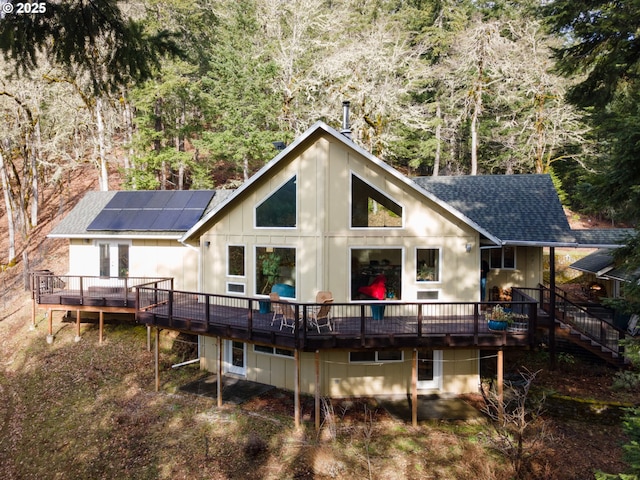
[98,242,130,277]
[224,340,246,376]
[417,350,442,390]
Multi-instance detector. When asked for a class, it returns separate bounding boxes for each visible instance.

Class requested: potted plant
[258,252,281,313]
[507,313,529,333]
[487,305,513,331]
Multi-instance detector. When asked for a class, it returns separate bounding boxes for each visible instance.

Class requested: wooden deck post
[154,327,160,392]
[46,308,53,344]
[315,350,320,432]
[74,310,81,342]
[146,326,151,352]
[497,348,504,422]
[217,337,223,408]
[294,349,300,428]
[99,311,104,345]
[412,349,418,427]
[31,298,36,330]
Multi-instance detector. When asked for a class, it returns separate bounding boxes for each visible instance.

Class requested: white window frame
[95,240,131,278]
[349,350,404,363]
[255,245,297,298]
[350,171,405,230]
[253,344,294,358]
[254,175,297,229]
[349,246,404,301]
[415,247,442,283]
[226,282,246,295]
[489,246,517,270]
[227,244,246,278]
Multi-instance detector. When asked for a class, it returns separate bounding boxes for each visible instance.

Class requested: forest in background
[0,0,639,286]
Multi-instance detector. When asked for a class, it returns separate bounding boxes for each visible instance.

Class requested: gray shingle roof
[571,228,634,247]
[412,174,576,245]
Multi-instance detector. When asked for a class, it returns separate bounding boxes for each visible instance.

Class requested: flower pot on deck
[488,319,508,331]
[259,301,271,314]
[371,304,385,321]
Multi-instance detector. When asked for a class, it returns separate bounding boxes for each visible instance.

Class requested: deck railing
[31,271,174,307]
[536,283,625,355]
[136,285,538,349]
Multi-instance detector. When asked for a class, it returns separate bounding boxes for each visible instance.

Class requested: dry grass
[0,300,513,480]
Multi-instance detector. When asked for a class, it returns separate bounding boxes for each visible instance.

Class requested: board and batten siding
[199,135,482,304]
[200,337,479,396]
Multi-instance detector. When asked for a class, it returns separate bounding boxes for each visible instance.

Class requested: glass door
[224,340,246,376]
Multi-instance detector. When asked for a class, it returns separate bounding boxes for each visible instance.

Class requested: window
[349,350,403,363]
[489,246,516,269]
[228,245,245,277]
[227,283,245,294]
[255,176,296,227]
[254,345,294,357]
[351,248,402,300]
[351,174,402,228]
[256,247,296,296]
[416,248,440,282]
[98,242,129,277]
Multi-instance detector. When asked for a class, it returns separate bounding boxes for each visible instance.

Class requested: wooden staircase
[542,286,628,368]
[553,319,627,367]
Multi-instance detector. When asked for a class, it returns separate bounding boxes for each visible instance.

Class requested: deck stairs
[543,288,628,367]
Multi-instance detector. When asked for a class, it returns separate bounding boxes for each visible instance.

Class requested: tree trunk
[30,118,40,227]
[0,150,16,262]
[433,103,442,176]
[96,97,109,191]
[470,105,479,176]
[122,90,133,172]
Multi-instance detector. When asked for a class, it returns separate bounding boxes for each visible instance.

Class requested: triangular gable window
[256,176,297,228]
[351,174,402,228]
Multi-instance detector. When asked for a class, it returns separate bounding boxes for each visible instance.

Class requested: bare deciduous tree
[480,368,551,479]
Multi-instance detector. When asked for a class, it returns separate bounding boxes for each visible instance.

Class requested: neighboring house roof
[570,249,615,276]
[49,190,231,240]
[412,174,576,247]
[571,228,635,248]
[570,248,639,282]
[181,120,621,248]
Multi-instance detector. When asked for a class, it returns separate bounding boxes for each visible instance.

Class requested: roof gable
[179,121,593,247]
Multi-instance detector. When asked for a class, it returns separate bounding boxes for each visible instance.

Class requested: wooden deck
[136,287,538,351]
[31,273,539,351]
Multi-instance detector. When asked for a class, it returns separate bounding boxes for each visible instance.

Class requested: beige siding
[199,136,482,304]
[486,246,543,294]
[200,337,479,396]
[67,238,197,290]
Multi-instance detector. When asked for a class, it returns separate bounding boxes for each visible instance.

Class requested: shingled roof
[412,174,576,246]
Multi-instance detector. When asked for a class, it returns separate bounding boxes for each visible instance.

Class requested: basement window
[349,351,403,363]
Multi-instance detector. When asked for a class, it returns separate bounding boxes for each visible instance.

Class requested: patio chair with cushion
[310,291,333,333]
[270,292,297,331]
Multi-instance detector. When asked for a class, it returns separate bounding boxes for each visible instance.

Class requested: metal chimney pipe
[341,101,352,140]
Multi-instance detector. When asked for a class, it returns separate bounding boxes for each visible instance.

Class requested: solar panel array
[87,191,215,231]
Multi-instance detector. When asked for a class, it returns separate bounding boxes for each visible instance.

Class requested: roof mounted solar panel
[87,190,215,232]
